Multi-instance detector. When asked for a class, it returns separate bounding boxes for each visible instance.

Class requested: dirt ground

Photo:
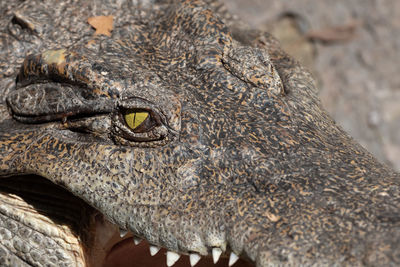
[222,0,400,171]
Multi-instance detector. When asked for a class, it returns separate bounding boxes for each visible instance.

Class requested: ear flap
[222,46,285,98]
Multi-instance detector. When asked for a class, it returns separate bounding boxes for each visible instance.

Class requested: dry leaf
[88,15,114,37]
[306,20,361,43]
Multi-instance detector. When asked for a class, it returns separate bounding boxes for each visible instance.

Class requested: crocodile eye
[123,110,157,133]
[113,100,172,146]
[124,111,148,129]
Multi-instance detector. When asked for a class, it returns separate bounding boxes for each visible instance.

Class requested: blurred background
[221,0,400,170]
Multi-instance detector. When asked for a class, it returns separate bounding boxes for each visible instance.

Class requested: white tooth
[166,251,181,266]
[212,247,222,264]
[119,228,128,238]
[189,253,201,266]
[228,252,239,266]
[149,245,161,256]
[133,237,142,245]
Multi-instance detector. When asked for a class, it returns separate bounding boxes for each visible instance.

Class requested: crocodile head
[0,0,399,266]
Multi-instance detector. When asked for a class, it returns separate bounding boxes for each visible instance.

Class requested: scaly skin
[0,0,399,266]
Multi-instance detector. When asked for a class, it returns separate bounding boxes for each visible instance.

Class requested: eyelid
[117,97,158,111]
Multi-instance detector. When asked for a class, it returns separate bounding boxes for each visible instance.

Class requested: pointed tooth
[212,247,222,264]
[228,252,239,266]
[133,237,142,245]
[189,253,201,266]
[149,245,161,256]
[166,251,181,266]
[119,228,128,238]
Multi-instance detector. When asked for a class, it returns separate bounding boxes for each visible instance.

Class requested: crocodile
[0,0,399,266]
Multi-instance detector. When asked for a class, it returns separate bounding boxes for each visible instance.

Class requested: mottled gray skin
[0,0,399,266]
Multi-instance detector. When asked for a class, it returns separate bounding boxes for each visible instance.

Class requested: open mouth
[102,234,253,267]
[0,175,254,267]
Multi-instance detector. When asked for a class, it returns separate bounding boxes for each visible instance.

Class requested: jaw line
[0,175,254,267]
[91,211,255,267]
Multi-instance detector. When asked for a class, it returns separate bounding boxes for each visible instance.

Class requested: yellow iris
[124,111,149,130]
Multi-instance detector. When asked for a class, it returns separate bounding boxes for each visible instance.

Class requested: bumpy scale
[0,0,399,267]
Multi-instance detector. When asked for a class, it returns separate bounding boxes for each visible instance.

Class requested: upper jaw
[3,174,400,267]
[3,118,400,267]
[96,205,239,266]
[0,175,255,267]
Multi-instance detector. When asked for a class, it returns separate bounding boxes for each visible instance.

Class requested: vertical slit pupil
[124,111,149,130]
